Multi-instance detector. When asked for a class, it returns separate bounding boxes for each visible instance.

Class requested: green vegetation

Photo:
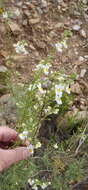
[0,57,87,190]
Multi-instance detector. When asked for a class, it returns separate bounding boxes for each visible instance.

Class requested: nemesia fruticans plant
[1,56,76,190]
[14,57,73,145]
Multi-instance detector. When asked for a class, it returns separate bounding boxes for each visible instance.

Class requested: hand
[0,126,30,172]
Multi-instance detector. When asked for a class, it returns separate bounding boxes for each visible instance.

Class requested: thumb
[0,147,30,172]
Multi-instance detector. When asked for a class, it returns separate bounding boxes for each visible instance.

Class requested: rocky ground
[0,0,88,189]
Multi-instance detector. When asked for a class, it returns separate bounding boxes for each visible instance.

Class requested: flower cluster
[37,83,46,95]
[28,178,51,190]
[55,83,70,105]
[35,142,42,149]
[19,130,34,155]
[2,9,20,19]
[35,62,51,75]
[13,40,28,54]
[3,11,9,19]
[19,130,29,140]
[55,84,64,105]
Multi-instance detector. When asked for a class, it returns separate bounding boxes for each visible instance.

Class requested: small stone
[16,1,23,7]
[23,10,31,17]
[8,21,22,34]
[37,7,43,14]
[41,0,47,8]
[71,82,81,94]
[0,66,8,73]
[79,56,84,62]
[83,0,87,4]
[80,29,86,38]
[57,5,61,10]
[23,19,27,26]
[29,44,35,50]
[49,31,57,38]
[55,22,64,28]
[84,55,88,59]
[29,17,40,24]
[72,24,81,31]
[74,11,81,16]
[80,105,86,111]
[80,69,86,78]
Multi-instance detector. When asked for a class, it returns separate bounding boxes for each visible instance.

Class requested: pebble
[72,24,81,31]
[80,29,86,38]
[79,56,84,62]
[83,0,88,4]
[71,82,81,94]
[23,19,28,26]
[29,17,40,24]
[37,7,43,14]
[8,21,22,34]
[55,22,64,28]
[0,66,8,73]
[41,0,47,8]
[80,69,86,78]
[84,55,88,59]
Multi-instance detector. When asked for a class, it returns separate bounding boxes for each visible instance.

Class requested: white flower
[32,185,38,190]
[37,83,45,94]
[34,105,38,110]
[13,41,28,55]
[56,90,63,98]
[55,43,63,53]
[3,12,8,18]
[35,142,42,149]
[43,65,51,75]
[41,182,47,189]
[28,84,32,91]
[44,106,51,114]
[28,84,36,91]
[27,144,34,155]
[55,96,62,105]
[66,85,70,94]
[28,178,34,186]
[58,76,65,81]
[36,64,51,75]
[19,130,29,140]
[53,143,58,149]
[48,182,51,185]
[55,84,65,93]
[55,84,64,102]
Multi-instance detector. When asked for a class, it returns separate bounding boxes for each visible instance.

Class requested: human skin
[0,127,30,172]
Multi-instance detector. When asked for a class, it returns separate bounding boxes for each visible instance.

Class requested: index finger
[0,126,17,142]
